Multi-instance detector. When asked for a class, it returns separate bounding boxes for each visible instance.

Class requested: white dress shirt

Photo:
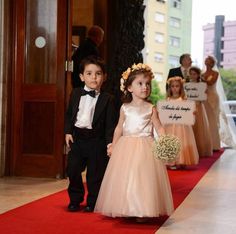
[74,86,99,129]
[181,66,189,79]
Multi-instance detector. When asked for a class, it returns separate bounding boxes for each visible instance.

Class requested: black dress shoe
[83,206,94,212]
[68,203,80,212]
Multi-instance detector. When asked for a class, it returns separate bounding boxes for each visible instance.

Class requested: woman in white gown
[201,56,221,150]
[202,55,236,149]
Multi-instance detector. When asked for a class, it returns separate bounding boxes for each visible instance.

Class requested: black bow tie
[81,89,96,98]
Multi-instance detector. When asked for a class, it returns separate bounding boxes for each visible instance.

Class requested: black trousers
[66,133,109,207]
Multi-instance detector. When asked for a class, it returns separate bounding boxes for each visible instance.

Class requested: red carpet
[0,150,223,234]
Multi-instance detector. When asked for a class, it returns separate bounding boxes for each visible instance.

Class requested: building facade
[203,15,236,69]
[144,0,192,92]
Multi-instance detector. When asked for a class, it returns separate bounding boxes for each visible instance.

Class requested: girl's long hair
[166,77,186,99]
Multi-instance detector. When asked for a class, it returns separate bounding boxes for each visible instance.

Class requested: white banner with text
[184,82,207,101]
[157,100,196,125]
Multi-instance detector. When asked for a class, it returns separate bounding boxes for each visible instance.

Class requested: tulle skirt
[193,102,213,157]
[94,136,174,218]
[164,124,199,165]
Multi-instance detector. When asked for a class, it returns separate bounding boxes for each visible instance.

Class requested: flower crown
[166,76,185,85]
[120,63,154,92]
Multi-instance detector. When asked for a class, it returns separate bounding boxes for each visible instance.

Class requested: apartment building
[144,0,192,92]
[203,15,236,69]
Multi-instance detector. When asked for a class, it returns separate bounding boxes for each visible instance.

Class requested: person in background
[65,56,117,212]
[201,55,221,151]
[189,66,213,157]
[166,54,192,90]
[164,76,199,169]
[71,25,104,88]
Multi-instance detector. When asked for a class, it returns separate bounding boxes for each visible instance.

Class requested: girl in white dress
[94,63,174,222]
[189,66,213,157]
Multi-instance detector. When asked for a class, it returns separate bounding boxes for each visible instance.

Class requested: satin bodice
[122,102,153,137]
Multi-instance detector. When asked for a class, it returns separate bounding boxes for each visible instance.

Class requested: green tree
[220,68,236,100]
[150,80,165,105]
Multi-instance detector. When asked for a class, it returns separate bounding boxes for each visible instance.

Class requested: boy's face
[80,64,105,90]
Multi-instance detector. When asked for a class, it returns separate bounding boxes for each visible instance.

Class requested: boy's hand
[65,134,73,148]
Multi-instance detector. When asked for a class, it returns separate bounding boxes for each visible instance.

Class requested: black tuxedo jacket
[167,66,184,79]
[64,88,117,144]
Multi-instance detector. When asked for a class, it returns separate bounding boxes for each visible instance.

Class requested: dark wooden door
[11,0,69,177]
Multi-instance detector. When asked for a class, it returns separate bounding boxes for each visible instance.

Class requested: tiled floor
[0,177,68,214]
[0,149,236,234]
[156,149,236,234]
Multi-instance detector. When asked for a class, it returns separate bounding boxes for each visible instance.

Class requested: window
[221,53,224,63]
[154,52,164,62]
[221,41,224,49]
[155,32,164,43]
[169,36,180,47]
[155,12,165,23]
[154,72,163,82]
[170,17,181,28]
[169,55,179,68]
[171,0,181,9]
[156,0,166,3]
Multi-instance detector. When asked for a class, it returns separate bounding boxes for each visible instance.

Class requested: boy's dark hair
[79,55,106,74]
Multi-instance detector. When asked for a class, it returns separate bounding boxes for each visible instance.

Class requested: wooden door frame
[2,0,14,176]
[4,0,69,177]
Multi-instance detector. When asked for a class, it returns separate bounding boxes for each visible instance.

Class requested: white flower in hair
[120,63,154,92]
[120,78,125,92]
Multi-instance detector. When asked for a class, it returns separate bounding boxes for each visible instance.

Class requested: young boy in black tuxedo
[64,56,117,212]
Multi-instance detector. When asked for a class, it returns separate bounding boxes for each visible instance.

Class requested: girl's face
[189,70,199,82]
[128,74,151,100]
[170,80,181,96]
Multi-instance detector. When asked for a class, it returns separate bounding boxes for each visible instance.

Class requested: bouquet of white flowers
[153,134,181,163]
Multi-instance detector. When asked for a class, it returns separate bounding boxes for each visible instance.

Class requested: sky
[191,0,236,67]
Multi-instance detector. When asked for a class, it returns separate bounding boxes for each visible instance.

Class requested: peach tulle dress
[192,101,213,157]
[163,97,199,166]
[94,102,174,218]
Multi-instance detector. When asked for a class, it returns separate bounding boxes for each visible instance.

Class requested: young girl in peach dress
[94,63,174,222]
[164,76,199,169]
[189,66,213,157]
